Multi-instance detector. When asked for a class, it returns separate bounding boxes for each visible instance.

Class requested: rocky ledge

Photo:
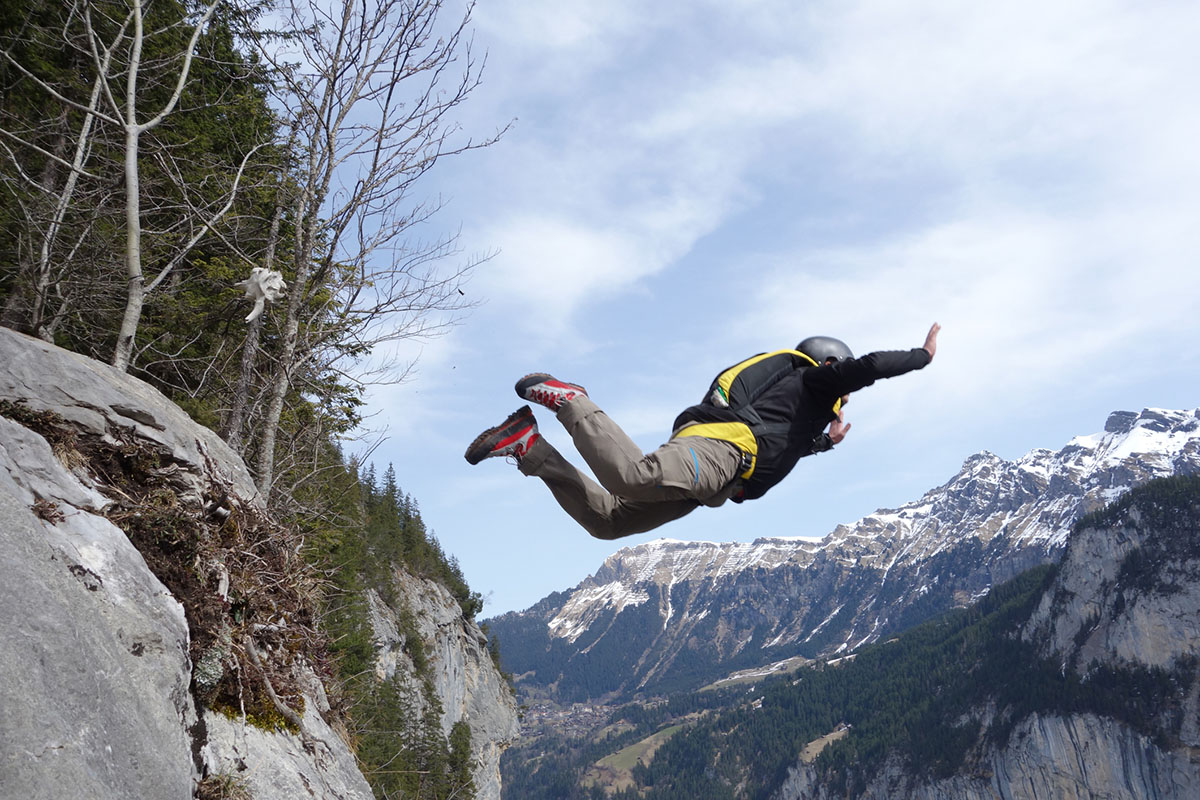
[0,328,517,799]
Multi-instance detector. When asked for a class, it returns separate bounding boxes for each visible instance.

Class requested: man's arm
[805,322,940,398]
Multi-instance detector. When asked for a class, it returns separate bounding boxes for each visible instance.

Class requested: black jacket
[674,348,932,502]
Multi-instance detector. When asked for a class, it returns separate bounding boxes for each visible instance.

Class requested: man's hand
[923,322,941,361]
[829,410,851,444]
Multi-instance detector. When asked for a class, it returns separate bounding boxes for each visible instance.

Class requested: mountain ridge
[486,407,1200,702]
[502,476,1200,800]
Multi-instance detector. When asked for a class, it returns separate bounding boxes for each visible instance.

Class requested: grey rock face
[1105,410,1139,434]
[1,412,197,798]
[368,571,521,800]
[1025,490,1200,677]
[775,713,1200,800]
[0,327,260,505]
[201,668,373,799]
[0,329,370,798]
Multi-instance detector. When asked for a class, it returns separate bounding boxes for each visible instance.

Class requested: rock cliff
[776,711,1200,800]
[773,476,1200,800]
[0,328,516,799]
[1024,479,1200,672]
[367,571,520,800]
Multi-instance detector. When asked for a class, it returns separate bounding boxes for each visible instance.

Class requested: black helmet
[796,335,854,365]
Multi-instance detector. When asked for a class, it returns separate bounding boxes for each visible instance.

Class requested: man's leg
[518,436,700,540]
[464,405,700,539]
[477,375,745,538]
[556,395,742,501]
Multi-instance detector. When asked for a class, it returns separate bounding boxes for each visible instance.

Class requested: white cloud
[364,0,1200,614]
[459,0,1200,354]
[473,216,650,328]
[474,0,640,52]
[470,170,742,338]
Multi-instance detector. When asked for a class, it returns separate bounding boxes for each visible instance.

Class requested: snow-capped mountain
[485,409,1200,703]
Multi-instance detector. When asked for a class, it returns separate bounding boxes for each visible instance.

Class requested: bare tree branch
[234,0,505,499]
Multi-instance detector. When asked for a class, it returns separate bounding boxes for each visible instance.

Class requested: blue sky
[359,0,1200,616]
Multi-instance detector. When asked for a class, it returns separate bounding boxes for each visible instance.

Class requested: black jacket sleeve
[802,348,932,400]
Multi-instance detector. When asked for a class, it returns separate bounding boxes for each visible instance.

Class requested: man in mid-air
[465,323,940,540]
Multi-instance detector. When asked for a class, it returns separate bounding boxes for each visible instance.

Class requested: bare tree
[223,144,291,456]
[102,0,237,372]
[1,0,275,371]
[241,0,505,500]
[0,6,128,340]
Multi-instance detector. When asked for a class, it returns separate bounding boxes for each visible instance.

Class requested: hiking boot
[464,406,540,464]
[515,373,588,411]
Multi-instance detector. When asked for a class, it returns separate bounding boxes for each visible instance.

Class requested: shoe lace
[505,430,539,465]
[532,388,557,406]
[505,441,528,466]
[530,386,578,409]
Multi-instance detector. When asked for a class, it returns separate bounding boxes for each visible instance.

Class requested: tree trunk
[111,2,146,373]
[256,182,312,498]
[111,117,144,372]
[225,193,285,454]
[225,313,263,455]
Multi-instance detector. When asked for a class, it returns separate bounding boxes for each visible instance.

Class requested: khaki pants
[518,396,744,540]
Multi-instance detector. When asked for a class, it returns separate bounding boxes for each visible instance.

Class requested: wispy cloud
[465,0,1200,334]
[366,0,1200,614]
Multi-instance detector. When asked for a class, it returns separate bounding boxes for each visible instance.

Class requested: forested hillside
[502,567,1061,800]
[1,2,505,797]
[320,464,485,799]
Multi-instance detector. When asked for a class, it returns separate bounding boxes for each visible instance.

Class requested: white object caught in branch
[235,267,287,322]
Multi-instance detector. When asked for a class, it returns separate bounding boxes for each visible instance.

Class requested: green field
[584,723,686,793]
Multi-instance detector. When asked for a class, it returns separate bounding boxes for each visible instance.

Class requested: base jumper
[465,323,940,540]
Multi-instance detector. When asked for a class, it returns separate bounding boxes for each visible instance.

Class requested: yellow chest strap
[677,356,843,481]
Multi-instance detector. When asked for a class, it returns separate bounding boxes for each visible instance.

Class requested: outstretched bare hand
[829,410,851,444]
[923,322,941,361]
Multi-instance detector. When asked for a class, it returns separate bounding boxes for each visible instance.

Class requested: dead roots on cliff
[3,400,336,735]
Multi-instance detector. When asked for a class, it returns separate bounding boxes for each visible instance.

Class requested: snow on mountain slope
[489,409,1200,701]
[551,409,1200,636]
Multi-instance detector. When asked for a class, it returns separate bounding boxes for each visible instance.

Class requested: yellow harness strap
[677,350,843,482]
[672,422,758,479]
[711,349,818,406]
